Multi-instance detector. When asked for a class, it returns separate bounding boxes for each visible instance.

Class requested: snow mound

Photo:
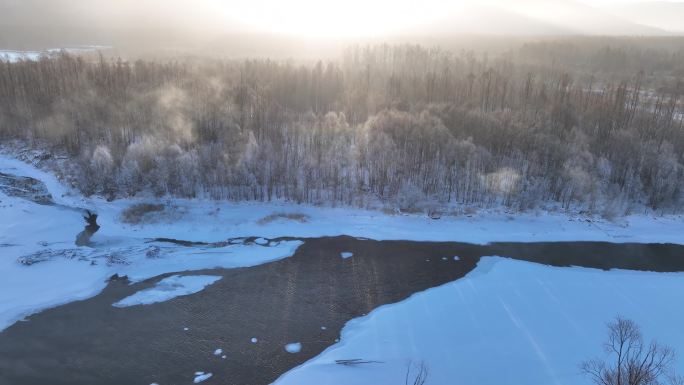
[213,348,223,356]
[251,337,258,343]
[112,275,222,307]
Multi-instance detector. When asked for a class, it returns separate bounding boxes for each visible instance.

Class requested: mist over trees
[0,41,682,215]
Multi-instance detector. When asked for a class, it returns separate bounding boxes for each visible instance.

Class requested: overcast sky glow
[214,0,463,37]
[211,0,684,37]
[2,0,683,41]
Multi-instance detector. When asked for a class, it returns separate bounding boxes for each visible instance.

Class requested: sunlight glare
[216,0,464,37]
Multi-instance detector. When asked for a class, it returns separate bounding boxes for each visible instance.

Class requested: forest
[1,40,683,216]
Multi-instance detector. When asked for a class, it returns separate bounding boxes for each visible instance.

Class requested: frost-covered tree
[0,43,682,214]
[86,145,115,196]
[581,316,681,385]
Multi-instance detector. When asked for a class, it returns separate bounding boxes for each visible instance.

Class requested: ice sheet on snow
[193,372,212,383]
[285,342,302,353]
[115,240,303,283]
[112,275,221,307]
[274,257,684,385]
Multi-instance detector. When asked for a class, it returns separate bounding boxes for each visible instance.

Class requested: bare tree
[1,44,683,213]
[405,360,429,385]
[581,316,680,385]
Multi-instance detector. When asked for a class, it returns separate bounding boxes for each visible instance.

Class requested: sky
[209,0,684,36]
[1,0,683,47]
[582,0,678,4]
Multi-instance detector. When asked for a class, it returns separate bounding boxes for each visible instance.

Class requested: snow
[0,153,83,207]
[91,198,683,245]
[274,257,684,385]
[0,215,301,330]
[213,348,223,356]
[114,241,303,283]
[0,50,43,62]
[285,342,302,353]
[112,275,222,307]
[0,187,112,330]
[340,252,353,259]
[0,154,302,331]
[193,372,212,383]
[3,153,680,247]
[453,256,460,261]
[3,148,682,384]
[0,47,110,63]
[251,337,258,343]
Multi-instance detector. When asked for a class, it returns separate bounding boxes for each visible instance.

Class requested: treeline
[516,37,684,81]
[0,42,683,215]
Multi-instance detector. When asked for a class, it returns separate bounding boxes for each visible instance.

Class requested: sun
[215,0,461,38]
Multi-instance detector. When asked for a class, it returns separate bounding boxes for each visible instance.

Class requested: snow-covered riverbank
[1,152,683,331]
[3,152,683,246]
[1,153,684,385]
[0,154,303,331]
[274,257,684,385]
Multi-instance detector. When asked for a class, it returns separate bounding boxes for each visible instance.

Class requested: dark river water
[1,237,683,385]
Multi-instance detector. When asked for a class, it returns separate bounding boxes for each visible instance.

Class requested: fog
[1,0,684,52]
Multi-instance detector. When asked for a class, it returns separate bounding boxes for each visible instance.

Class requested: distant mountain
[0,0,676,50]
[602,1,684,34]
[406,0,668,37]
[0,0,247,49]
[412,4,572,36]
[504,0,669,35]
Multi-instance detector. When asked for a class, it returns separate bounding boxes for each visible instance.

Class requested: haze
[2,0,684,50]
[2,0,684,384]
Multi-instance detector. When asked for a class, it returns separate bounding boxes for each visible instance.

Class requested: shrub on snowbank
[120,203,165,224]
